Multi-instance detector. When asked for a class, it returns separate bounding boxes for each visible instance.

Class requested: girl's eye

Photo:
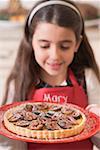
[40,45,49,49]
[40,44,50,49]
[60,43,70,50]
[60,45,70,50]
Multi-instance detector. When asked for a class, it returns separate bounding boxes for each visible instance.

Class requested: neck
[40,70,68,86]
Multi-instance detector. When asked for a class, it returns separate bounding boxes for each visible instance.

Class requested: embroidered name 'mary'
[43,93,68,103]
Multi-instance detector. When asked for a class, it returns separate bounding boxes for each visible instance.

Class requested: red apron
[28,69,93,150]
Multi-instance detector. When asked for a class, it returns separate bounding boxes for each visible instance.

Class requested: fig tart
[4,102,86,139]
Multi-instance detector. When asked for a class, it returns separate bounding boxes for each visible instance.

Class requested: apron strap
[68,69,79,86]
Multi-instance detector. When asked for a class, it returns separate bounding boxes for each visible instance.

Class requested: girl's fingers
[86,104,100,117]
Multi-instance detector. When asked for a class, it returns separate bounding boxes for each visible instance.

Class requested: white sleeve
[6,80,15,104]
[85,69,100,104]
[0,80,15,106]
[85,69,100,149]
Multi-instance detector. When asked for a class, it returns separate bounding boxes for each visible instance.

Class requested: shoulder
[85,68,100,89]
[0,80,15,106]
[85,68,100,104]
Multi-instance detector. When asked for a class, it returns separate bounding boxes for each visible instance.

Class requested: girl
[2,0,100,150]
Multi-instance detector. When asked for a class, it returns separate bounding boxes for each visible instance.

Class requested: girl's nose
[49,46,60,60]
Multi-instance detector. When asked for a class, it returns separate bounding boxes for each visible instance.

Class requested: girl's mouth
[47,62,63,70]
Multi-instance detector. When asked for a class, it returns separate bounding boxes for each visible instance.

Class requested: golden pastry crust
[4,102,86,139]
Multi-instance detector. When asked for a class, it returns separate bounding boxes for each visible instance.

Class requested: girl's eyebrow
[38,39,73,43]
[38,40,50,42]
[59,40,73,43]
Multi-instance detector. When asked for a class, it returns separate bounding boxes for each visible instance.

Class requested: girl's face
[32,23,80,81]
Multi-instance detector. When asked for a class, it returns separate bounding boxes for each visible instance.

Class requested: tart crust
[4,102,86,139]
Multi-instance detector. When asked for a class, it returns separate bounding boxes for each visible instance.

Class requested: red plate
[0,101,100,144]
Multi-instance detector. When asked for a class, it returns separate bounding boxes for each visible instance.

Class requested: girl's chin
[46,71,60,76]
[40,68,60,76]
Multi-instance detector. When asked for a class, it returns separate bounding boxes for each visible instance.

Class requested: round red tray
[0,101,100,143]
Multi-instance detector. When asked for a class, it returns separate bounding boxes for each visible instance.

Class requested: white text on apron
[43,93,68,103]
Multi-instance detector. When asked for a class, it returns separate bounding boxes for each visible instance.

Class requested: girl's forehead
[33,22,76,39]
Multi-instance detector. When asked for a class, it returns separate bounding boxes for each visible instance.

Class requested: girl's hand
[86,104,100,149]
[86,104,100,117]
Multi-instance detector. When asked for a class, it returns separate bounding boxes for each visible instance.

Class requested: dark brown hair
[3,0,100,105]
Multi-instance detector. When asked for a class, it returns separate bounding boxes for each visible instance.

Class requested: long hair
[3,0,100,104]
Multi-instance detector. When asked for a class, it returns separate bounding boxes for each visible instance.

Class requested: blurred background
[0,0,100,149]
